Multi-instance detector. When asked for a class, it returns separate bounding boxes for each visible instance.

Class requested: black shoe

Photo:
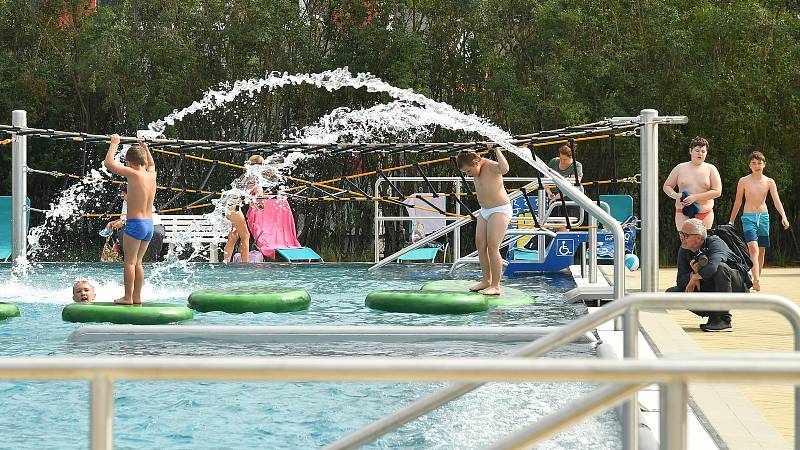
[701,319,732,332]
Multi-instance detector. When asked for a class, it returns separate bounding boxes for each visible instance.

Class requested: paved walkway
[626,266,800,445]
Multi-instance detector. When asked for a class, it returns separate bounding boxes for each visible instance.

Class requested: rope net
[4,121,639,223]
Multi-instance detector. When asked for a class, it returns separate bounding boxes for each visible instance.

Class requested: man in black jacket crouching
[666,218,750,332]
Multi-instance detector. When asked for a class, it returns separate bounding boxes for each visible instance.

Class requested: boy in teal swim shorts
[104,134,157,304]
[728,151,790,291]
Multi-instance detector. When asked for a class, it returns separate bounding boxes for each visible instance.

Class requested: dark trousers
[666,262,748,324]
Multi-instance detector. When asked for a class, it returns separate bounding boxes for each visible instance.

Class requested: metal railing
[371,176,546,268]
[327,292,800,450]
[1,357,800,450]
[2,293,798,450]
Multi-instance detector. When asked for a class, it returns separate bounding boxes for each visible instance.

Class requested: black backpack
[708,224,754,287]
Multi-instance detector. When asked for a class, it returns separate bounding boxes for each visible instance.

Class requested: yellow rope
[150,147,245,170]
[76,203,214,218]
[36,170,224,196]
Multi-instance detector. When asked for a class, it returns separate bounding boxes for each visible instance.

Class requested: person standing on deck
[663,136,722,230]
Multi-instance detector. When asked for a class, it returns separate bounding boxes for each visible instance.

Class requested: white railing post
[622,306,640,450]
[660,379,688,450]
[90,375,114,450]
[454,179,461,261]
[374,178,381,262]
[11,110,27,263]
[589,215,598,283]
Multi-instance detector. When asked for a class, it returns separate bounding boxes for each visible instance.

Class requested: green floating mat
[62,302,193,325]
[0,302,20,320]
[420,280,536,306]
[366,290,489,315]
[188,286,311,314]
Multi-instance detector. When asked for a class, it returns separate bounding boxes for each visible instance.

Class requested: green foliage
[0,0,798,263]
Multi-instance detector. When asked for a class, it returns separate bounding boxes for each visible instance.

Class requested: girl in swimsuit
[223,155,265,263]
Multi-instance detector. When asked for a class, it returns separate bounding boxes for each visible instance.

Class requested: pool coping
[638,309,790,450]
[67,325,597,344]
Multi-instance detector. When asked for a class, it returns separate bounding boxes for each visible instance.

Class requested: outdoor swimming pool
[0,263,620,449]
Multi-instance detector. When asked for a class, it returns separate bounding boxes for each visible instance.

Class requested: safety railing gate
[0,293,798,450]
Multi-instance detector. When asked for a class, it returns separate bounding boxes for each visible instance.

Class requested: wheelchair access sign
[555,238,575,256]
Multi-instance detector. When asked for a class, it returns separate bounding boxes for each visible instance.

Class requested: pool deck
[621,266,800,449]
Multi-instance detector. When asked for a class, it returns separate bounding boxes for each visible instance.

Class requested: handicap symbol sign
[555,239,574,256]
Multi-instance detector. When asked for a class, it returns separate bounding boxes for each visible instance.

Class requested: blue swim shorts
[741,212,770,247]
[124,218,154,241]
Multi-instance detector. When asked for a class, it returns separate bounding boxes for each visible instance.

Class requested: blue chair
[397,242,448,263]
[276,247,324,262]
[596,195,637,259]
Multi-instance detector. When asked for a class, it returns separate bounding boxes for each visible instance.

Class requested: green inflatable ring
[365,290,489,314]
[188,286,311,313]
[420,280,536,306]
[62,302,193,325]
[0,302,20,320]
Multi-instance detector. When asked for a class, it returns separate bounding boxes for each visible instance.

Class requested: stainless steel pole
[374,178,381,263]
[455,179,461,261]
[538,188,546,261]
[622,306,640,450]
[580,242,587,278]
[639,109,659,293]
[11,110,27,263]
[589,215,598,283]
[661,379,688,450]
[90,375,113,450]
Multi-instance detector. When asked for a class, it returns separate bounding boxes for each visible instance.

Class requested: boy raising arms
[104,134,157,304]
[728,151,790,291]
[457,148,511,296]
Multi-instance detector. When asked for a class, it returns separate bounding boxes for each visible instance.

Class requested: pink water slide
[246,198,301,260]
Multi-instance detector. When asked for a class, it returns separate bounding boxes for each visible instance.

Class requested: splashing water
[21,68,544,281]
[145,67,534,165]
[288,101,436,144]
[26,169,109,261]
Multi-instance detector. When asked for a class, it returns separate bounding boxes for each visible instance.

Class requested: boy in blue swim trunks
[728,151,790,291]
[104,134,157,304]
[457,148,511,296]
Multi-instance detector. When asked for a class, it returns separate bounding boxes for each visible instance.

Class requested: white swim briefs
[479,203,513,220]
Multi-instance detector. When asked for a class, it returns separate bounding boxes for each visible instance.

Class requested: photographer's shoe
[701,319,732,332]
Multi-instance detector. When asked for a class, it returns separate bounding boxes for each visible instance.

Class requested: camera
[693,251,709,268]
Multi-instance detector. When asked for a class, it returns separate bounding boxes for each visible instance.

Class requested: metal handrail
[4,354,800,383]
[329,293,800,450]
[2,356,800,450]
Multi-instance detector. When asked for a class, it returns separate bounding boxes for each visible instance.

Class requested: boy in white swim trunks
[728,151,790,291]
[457,148,511,296]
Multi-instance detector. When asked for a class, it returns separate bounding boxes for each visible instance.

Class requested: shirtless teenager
[663,137,722,230]
[728,151,790,291]
[457,148,511,296]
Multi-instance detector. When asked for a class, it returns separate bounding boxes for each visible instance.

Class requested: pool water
[0,263,621,449]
